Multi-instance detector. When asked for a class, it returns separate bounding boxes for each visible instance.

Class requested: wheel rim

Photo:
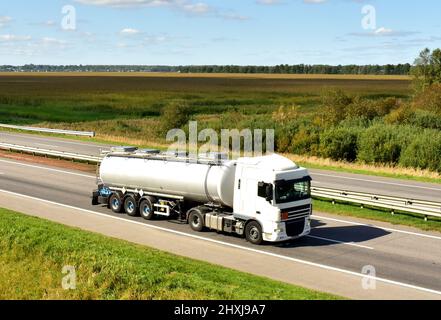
[249,227,260,241]
[142,204,150,216]
[112,198,119,209]
[127,201,134,213]
[192,215,200,227]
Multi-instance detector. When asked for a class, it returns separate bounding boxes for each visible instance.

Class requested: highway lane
[0,157,440,297]
[1,131,441,202]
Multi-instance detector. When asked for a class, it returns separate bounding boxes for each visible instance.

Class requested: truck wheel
[124,195,138,217]
[109,193,123,214]
[245,221,263,245]
[189,210,205,232]
[139,198,154,220]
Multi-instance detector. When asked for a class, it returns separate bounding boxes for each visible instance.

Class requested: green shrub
[320,89,352,125]
[345,97,378,120]
[409,110,441,130]
[319,127,359,162]
[346,97,400,121]
[158,101,192,136]
[289,125,321,155]
[357,125,404,164]
[413,83,441,115]
[400,131,441,172]
[384,104,415,125]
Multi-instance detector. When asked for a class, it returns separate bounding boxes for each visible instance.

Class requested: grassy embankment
[0,208,339,300]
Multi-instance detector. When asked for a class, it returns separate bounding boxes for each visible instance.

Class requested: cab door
[234,167,258,217]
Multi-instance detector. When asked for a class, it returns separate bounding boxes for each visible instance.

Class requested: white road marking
[312,215,441,241]
[0,159,95,179]
[312,172,441,192]
[1,188,440,297]
[35,143,59,148]
[306,234,374,250]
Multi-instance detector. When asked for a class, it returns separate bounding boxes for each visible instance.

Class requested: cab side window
[258,182,267,198]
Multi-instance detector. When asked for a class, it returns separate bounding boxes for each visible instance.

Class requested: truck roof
[236,154,299,172]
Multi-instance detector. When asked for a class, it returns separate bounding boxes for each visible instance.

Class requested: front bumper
[263,217,311,242]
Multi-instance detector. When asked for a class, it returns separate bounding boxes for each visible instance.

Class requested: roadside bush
[413,83,441,115]
[319,127,360,162]
[272,105,301,124]
[400,131,441,172]
[275,123,299,153]
[289,125,321,156]
[384,104,415,125]
[158,101,192,136]
[409,110,441,130]
[357,125,404,164]
[346,97,400,121]
[345,97,378,120]
[320,89,352,125]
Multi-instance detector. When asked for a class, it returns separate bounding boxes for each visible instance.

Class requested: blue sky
[1,0,440,65]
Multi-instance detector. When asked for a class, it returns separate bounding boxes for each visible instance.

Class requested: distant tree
[411,48,441,93]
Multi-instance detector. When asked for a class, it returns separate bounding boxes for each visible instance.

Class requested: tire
[188,209,205,232]
[139,198,155,220]
[109,193,123,214]
[124,195,138,217]
[245,221,263,245]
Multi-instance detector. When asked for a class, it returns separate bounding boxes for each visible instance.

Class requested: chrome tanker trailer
[92,147,312,245]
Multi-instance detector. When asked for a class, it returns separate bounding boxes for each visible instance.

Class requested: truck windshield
[275,177,311,204]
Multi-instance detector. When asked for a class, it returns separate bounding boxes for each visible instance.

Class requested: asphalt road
[0,157,440,299]
[1,131,441,201]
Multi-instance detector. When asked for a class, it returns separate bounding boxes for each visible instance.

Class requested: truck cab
[233,155,312,243]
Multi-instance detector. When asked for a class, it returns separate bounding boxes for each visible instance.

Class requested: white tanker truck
[92,147,312,245]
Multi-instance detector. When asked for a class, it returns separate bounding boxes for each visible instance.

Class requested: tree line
[0,63,411,75]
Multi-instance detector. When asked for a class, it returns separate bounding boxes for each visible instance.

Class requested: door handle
[256,211,261,214]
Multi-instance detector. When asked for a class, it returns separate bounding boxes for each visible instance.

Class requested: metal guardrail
[0,142,102,163]
[0,124,95,137]
[312,187,441,219]
[0,142,440,220]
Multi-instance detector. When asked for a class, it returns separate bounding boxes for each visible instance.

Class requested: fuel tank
[99,155,237,207]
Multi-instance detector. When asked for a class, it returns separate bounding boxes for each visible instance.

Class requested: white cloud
[303,0,327,4]
[75,0,247,20]
[349,28,419,38]
[181,2,210,14]
[41,37,68,45]
[0,16,12,28]
[256,0,283,5]
[374,27,393,35]
[74,0,172,7]
[119,28,141,35]
[0,34,31,42]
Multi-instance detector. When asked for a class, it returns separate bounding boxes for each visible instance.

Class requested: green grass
[0,208,340,300]
[0,74,411,125]
[313,199,441,233]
